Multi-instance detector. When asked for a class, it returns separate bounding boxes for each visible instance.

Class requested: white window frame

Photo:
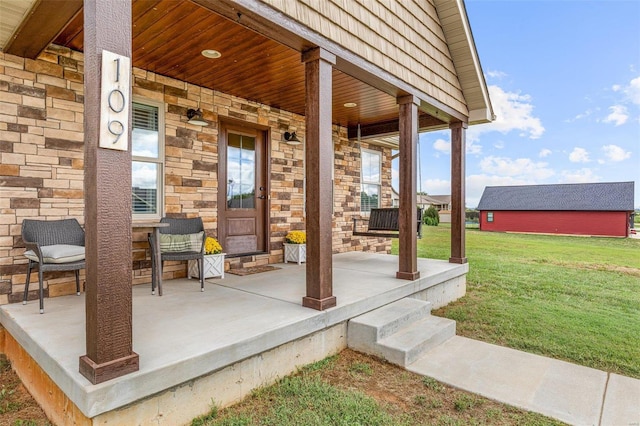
[131,98,164,220]
[360,148,381,212]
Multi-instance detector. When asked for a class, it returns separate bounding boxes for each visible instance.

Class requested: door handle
[257,195,266,199]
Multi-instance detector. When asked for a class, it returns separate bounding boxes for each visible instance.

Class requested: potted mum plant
[283,230,306,264]
[189,236,225,279]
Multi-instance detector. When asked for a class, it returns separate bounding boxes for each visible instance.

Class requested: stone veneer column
[301,47,337,310]
[79,0,139,384]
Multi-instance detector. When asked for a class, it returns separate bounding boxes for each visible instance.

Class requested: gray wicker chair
[21,218,85,314]
[149,217,206,294]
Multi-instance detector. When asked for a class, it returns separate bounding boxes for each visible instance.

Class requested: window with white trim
[487,212,494,222]
[131,101,164,218]
[360,148,381,212]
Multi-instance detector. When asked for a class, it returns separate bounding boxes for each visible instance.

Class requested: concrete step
[347,298,456,367]
[378,315,456,367]
[347,298,433,354]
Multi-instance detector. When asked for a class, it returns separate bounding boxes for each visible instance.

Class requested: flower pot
[188,253,225,279]
[284,243,306,264]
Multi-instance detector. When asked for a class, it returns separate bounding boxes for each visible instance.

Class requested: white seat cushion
[24,244,85,264]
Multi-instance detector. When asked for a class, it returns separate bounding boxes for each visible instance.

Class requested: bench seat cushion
[24,244,85,264]
[160,231,204,253]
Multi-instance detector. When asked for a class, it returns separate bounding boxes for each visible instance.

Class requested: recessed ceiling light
[201,49,222,59]
[344,102,357,108]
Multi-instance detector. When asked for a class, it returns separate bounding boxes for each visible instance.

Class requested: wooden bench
[352,208,423,239]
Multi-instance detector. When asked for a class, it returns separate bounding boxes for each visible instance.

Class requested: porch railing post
[449,121,468,264]
[301,47,337,310]
[396,95,420,280]
[79,0,139,384]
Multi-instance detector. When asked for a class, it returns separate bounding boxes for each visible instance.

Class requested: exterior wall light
[186,108,208,126]
[284,131,302,145]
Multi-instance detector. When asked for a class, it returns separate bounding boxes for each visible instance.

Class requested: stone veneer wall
[0,46,391,305]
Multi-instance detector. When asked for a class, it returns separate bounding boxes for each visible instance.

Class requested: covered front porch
[0,252,467,425]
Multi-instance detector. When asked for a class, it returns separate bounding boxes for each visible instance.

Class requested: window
[226,133,256,209]
[132,101,163,218]
[360,149,381,212]
[487,212,494,222]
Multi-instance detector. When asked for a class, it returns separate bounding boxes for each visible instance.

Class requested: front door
[218,121,268,256]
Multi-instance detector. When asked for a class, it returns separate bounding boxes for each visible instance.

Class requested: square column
[80,0,138,384]
[301,48,337,310]
[396,95,420,280]
[449,121,468,264]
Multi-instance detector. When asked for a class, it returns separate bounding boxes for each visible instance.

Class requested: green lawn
[393,226,640,378]
[192,351,563,426]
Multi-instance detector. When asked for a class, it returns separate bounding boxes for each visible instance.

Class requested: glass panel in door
[227,133,256,209]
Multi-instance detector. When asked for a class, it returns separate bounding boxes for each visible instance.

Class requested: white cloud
[603,105,629,126]
[467,140,482,155]
[602,144,632,162]
[433,138,450,154]
[539,148,552,158]
[430,136,481,156]
[625,76,640,105]
[422,178,451,195]
[569,147,591,163]
[493,141,505,149]
[479,156,555,180]
[467,85,545,142]
[560,168,601,183]
[465,174,530,207]
[612,84,622,92]
[487,70,508,79]
[565,108,598,123]
[424,175,533,208]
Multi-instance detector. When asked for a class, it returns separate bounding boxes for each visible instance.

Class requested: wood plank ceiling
[54,0,442,135]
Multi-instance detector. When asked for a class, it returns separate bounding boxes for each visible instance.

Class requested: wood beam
[301,47,337,311]
[79,0,138,385]
[396,95,420,280]
[449,121,468,264]
[347,114,446,139]
[4,0,82,59]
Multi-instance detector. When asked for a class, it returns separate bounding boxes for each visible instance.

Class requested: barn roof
[477,182,635,211]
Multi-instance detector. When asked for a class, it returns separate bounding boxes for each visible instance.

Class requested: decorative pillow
[24,244,85,264]
[160,231,204,253]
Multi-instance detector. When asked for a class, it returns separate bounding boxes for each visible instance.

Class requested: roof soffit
[2,0,82,58]
[433,0,494,125]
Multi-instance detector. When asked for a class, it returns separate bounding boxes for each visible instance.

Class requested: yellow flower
[285,230,306,244]
[204,237,223,254]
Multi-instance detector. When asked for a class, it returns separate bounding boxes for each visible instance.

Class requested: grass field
[393,225,640,378]
[191,350,563,426]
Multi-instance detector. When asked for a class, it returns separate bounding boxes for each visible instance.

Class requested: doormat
[227,265,281,276]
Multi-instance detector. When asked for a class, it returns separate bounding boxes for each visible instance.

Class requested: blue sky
[395,0,640,208]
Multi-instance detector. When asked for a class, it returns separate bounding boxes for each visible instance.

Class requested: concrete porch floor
[0,252,467,422]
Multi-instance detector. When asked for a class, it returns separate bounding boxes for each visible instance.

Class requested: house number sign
[99,50,130,151]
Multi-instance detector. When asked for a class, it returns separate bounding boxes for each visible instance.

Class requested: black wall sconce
[186,108,208,126]
[284,131,302,145]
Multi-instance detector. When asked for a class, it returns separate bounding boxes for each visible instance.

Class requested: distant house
[392,190,452,221]
[477,182,635,237]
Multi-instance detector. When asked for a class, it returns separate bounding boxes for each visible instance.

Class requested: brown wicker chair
[21,218,85,314]
[148,217,206,294]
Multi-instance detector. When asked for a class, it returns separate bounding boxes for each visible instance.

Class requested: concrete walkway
[408,336,640,426]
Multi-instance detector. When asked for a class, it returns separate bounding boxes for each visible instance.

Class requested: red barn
[477,182,635,237]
